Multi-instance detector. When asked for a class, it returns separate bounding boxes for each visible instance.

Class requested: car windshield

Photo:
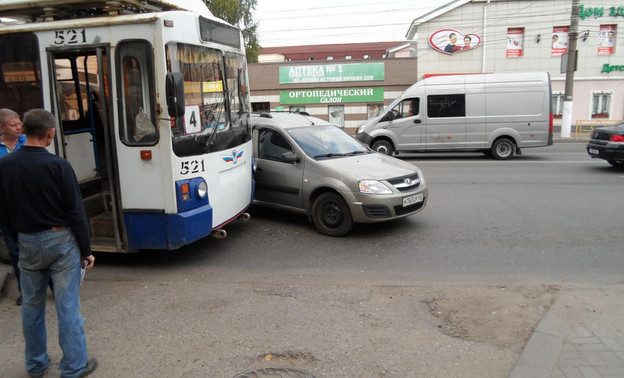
[288,125,370,159]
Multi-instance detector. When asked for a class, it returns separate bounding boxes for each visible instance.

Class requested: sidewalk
[509,285,624,378]
[2,262,623,377]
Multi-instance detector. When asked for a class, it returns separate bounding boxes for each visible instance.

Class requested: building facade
[407,0,624,127]
[249,0,624,134]
[249,42,417,133]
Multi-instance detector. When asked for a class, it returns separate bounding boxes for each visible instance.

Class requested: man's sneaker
[79,358,97,377]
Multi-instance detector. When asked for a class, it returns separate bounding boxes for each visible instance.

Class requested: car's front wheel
[607,159,624,168]
[311,192,353,236]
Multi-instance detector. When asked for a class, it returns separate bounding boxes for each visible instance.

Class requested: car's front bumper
[344,187,428,223]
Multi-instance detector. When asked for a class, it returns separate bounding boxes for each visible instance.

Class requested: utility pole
[561,0,580,138]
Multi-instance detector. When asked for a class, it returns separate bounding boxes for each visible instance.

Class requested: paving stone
[600,338,624,351]
[578,366,601,378]
[571,325,593,338]
[597,350,624,366]
[558,366,585,378]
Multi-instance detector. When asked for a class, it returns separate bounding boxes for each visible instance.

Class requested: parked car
[251,112,428,236]
[587,121,624,168]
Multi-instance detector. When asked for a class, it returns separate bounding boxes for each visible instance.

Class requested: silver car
[252,113,428,236]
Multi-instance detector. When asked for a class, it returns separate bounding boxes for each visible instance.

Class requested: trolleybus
[0,0,254,254]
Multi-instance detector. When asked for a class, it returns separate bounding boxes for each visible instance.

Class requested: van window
[427,94,465,118]
[391,98,418,119]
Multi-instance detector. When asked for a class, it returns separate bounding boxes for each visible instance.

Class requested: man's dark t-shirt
[0,146,91,256]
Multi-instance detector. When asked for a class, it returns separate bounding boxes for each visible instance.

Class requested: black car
[587,122,624,168]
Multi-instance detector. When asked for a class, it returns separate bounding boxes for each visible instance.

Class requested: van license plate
[588,148,599,155]
[403,193,424,207]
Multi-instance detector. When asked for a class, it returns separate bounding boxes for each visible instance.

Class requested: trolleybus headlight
[197,180,208,199]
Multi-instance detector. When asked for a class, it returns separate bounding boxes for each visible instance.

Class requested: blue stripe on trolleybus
[123,204,214,251]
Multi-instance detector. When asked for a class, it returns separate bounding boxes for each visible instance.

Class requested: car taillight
[609,135,624,143]
[549,113,554,134]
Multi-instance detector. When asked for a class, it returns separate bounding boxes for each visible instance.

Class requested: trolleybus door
[47,46,125,252]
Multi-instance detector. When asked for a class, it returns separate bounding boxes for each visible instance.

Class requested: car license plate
[588,148,599,155]
[403,193,424,207]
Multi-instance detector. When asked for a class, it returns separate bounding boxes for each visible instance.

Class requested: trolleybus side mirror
[166,72,185,117]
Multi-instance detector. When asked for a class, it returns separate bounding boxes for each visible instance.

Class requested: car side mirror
[280,151,299,163]
[382,112,393,122]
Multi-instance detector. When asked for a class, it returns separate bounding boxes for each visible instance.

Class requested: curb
[507,302,571,378]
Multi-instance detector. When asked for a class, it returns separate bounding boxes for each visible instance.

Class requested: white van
[356,72,553,159]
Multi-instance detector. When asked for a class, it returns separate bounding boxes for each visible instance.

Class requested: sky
[254,0,451,47]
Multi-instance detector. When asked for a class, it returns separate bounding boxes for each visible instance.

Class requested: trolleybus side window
[166,42,251,157]
[116,40,157,145]
[225,52,251,134]
[0,32,43,116]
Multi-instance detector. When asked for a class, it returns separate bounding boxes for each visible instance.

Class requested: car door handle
[413,119,422,124]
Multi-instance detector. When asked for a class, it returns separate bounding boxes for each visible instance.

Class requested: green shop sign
[601,63,624,73]
[280,87,384,105]
[279,62,384,84]
[579,4,624,19]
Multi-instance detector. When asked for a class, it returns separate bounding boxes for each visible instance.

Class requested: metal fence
[575,119,623,137]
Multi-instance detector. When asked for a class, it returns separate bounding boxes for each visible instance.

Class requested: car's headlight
[359,180,392,194]
[416,168,426,188]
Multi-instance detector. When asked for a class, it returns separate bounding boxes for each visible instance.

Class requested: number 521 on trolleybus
[0,0,255,254]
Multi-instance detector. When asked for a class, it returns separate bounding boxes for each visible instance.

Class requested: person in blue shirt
[0,108,27,305]
[0,108,26,157]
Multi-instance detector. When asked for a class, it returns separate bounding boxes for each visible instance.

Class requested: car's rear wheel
[311,192,353,236]
[371,139,393,155]
[607,159,624,168]
[490,138,515,160]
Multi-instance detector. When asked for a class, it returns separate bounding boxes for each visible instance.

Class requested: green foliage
[205,0,260,63]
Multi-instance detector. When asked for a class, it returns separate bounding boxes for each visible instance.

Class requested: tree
[206,0,260,63]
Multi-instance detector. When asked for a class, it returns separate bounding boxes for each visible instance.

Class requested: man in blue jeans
[0,108,54,305]
[0,109,97,378]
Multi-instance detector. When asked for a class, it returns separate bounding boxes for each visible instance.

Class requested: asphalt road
[2,141,622,378]
[159,141,621,284]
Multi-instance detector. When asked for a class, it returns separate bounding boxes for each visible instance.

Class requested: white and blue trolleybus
[0,0,254,253]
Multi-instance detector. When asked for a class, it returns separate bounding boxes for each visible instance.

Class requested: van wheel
[491,138,515,160]
[371,140,393,155]
[311,192,353,237]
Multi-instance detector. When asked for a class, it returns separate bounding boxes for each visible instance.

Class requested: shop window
[290,106,305,114]
[364,54,370,59]
[345,55,352,60]
[327,56,334,60]
[367,104,383,119]
[328,105,344,128]
[252,102,270,112]
[592,91,611,119]
[552,92,564,119]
